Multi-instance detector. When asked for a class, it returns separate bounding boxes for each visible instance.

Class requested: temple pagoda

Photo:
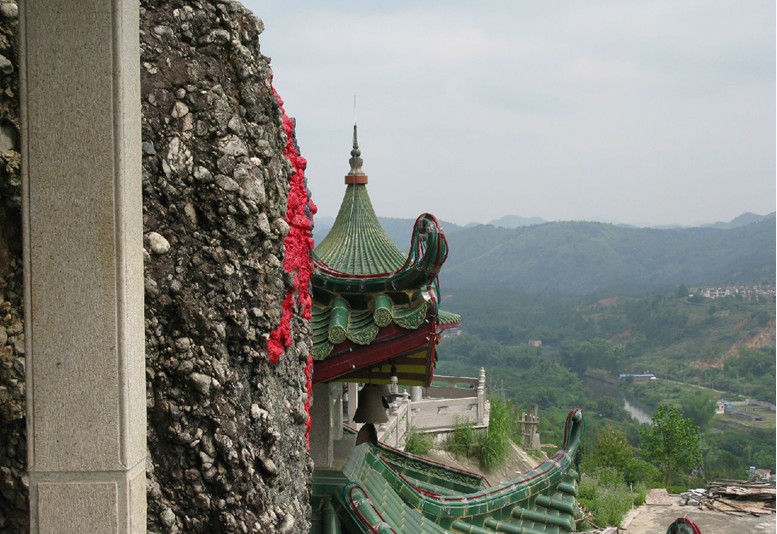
[310,125,460,387]
[309,128,585,534]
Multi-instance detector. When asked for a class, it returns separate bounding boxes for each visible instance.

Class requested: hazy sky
[245,1,775,227]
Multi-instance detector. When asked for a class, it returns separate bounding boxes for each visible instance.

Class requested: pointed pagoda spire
[345,124,368,184]
[316,125,405,274]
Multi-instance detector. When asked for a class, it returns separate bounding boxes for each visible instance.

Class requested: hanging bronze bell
[352,384,390,424]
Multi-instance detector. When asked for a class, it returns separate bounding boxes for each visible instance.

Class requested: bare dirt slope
[424,440,547,486]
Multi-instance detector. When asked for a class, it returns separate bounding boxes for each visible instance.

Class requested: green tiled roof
[311,127,459,379]
[312,295,434,360]
[315,184,407,275]
[437,309,461,328]
[311,410,586,533]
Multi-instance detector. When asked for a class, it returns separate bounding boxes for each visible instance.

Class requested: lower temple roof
[311,410,585,533]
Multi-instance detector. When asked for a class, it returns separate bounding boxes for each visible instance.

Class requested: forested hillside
[438,288,775,402]
[442,217,775,294]
[314,214,775,294]
[435,288,776,483]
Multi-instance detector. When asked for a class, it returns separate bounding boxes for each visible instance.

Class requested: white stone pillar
[20,2,145,532]
[477,367,486,425]
[310,383,335,468]
[346,382,359,423]
[332,383,343,441]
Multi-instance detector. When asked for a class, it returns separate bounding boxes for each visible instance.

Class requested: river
[582,376,653,424]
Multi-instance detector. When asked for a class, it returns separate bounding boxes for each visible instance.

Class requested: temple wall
[0,1,314,531]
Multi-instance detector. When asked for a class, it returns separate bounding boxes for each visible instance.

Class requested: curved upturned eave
[314,184,406,275]
[333,409,585,532]
[313,212,449,296]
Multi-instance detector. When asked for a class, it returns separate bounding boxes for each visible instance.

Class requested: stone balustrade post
[477,367,486,425]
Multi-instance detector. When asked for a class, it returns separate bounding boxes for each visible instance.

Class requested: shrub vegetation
[404,427,434,456]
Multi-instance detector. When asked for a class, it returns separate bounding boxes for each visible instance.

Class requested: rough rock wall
[140,1,313,532]
[0,1,25,531]
[0,2,313,531]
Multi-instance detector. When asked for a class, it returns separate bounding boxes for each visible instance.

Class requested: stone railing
[377,391,412,448]
[416,368,488,428]
[376,368,489,448]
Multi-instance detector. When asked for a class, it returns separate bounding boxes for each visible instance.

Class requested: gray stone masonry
[0,1,314,532]
[140,1,312,532]
[0,0,24,530]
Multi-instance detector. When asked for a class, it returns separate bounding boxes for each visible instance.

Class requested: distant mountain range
[703,212,774,229]
[312,213,776,295]
[486,214,548,228]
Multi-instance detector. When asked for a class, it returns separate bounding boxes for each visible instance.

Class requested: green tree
[638,405,702,485]
[679,392,716,431]
[586,424,633,473]
[675,284,689,299]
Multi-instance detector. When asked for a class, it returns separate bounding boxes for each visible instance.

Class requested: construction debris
[680,480,776,516]
[645,488,674,505]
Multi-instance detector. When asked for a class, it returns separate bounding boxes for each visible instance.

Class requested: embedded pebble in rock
[0,53,11,74]
[140,1,313,532]
[215,174,240,192]
[160,507,176,528]
[0,2,17,19]
[171,100,189,118]
[146,231,170,254]
[217,134,248,157]
[257,213,271,235]
[279,514,295,534]
[142,141,156,155]
[189,373,211,395]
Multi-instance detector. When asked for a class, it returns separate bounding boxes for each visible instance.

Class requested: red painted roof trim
[313,322,438,384]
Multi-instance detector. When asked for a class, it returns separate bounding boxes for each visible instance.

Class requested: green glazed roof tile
[328,297,350,345]
[310,294,460,360]
[315,184,406,275]
[391,301,428,329]
[311,129,460,366]
[326,410,585,533]
[373,294,394,327]
[437,309,461,327]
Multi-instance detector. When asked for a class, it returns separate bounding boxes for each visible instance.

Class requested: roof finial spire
[345,96,368,183]
[346,127,367,183]
[349,124,364,172]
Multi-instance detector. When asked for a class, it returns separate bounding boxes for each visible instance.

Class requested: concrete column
[20,2,145,532]
[310,383,334,468]
[332,384,343,441]
[477,367,486,425]
[346,382,359,423]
